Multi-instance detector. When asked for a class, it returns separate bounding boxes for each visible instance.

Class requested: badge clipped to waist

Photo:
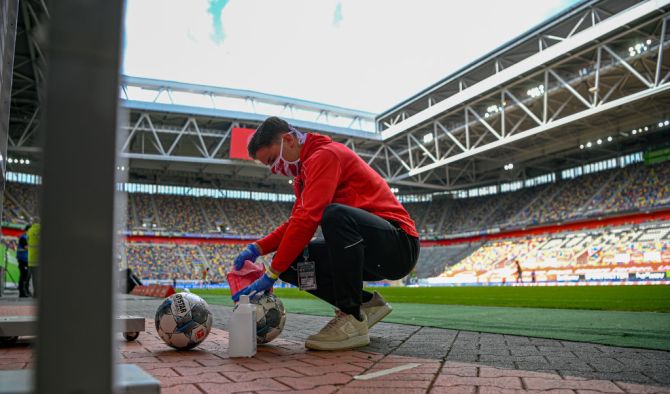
[297,247,317,291]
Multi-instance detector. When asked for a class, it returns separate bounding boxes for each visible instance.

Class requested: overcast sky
[123,0,580,113]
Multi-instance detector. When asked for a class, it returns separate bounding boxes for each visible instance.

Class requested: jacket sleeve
[255,221,288,255]
[270,150,341,272]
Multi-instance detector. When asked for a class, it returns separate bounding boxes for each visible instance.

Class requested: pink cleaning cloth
[227,260,266,296]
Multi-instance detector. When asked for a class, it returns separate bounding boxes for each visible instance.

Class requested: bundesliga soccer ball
[244,293,286,344]
[155,292,213,350]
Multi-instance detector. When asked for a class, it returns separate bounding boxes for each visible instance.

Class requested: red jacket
[257,133,419,273]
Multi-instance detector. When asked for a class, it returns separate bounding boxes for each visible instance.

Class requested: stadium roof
[7,0,670,195]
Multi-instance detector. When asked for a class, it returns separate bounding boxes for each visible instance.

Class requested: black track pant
[18,260,31,297]
[279,203,420,316]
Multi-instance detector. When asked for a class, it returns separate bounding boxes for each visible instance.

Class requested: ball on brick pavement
[155,292,213,350]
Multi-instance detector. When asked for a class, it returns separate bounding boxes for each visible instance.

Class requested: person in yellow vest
[27,223,40,298]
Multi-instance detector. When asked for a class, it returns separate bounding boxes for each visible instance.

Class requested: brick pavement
[1,295,670,393]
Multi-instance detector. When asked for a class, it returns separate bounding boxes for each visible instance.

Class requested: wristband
[266,267,279,280]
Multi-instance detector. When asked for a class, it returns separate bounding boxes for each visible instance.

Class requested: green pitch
[193,285,670,311]
[1,244,19,285]
[190,285,670,350]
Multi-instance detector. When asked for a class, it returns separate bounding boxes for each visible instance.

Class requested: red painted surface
[124,235,250,245]
[229,127,256,161]
[130,284,175,298]
[2,227,24,237]
[423,208,670,246]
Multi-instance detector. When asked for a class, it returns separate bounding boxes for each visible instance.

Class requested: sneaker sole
[365,304,392,329]
[305,334,370,351]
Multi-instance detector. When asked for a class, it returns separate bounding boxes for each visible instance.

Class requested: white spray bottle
[229,294,257,357]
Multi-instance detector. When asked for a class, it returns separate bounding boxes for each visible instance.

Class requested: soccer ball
[254,293,286,344]
[239,293,286,344]
[155,292,213,350]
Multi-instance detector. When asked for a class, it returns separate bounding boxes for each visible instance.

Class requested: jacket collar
[299,133,332,162]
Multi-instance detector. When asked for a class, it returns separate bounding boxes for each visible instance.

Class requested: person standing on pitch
[232,116,420,351]
[515,260,523,283]
[16,225,31,297]
[27,223,40,298]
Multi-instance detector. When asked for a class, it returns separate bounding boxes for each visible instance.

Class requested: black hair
[24,224,31,231]
[247,116,290,158]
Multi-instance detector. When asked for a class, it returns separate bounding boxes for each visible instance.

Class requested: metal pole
[36,0,125,393]
[0,0,20,227]
[593,47,603,107]
[655,17,667,87]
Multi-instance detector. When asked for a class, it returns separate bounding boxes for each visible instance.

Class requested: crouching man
[232,117,419,351]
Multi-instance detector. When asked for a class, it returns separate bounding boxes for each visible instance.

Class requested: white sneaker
[361,291,392,329]
[305,310,370,351]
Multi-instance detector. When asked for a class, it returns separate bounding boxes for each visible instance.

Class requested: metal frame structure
[7,0,670,194]
[117,79,378,191]
[121,76,378,138]
[6,0,47,156]
[10,0,157,392]
[372,0,670,190]
[35,0,127,390]
[1,0,20,226]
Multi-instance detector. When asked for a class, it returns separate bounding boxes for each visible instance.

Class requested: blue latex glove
[231,273,276,302]
[234,243,260,270]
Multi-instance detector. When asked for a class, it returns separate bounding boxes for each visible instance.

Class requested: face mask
[270,134,301,177]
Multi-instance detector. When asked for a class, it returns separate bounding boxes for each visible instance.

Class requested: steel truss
[377,0,654,130]
[121,77,378,138]
[118,109,374,191]
[7,0,47,154]
[119,1,670,192]
[119,112,366,166]
[9,0,670,194]
[367,2,670,190]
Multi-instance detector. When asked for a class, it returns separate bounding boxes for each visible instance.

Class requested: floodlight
[526,84,544,98]
[597,139,602,145]
[580,144,584,149]
[607,136,612,142]
[586,142,592,148]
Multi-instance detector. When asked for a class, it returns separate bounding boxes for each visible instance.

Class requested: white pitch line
[353,363,421,380]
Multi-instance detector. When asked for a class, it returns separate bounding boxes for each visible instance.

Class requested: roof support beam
[380,0,670,141]
[395,81,670,180]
